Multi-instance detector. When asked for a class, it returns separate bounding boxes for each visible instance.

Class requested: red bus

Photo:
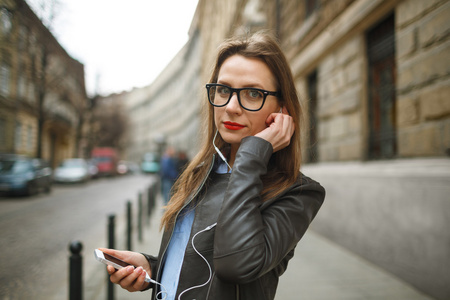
[91,147,118,177]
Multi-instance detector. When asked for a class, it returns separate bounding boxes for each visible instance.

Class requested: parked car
[117,160,129,175]
[53,158,90,183]
[87,159,99,179]
[0,154,52,196]
[116,161,140,175]
[126,161,140,174]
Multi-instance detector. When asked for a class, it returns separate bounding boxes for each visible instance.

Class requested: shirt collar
[214,158,232,174]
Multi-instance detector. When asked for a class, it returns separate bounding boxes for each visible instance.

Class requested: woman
[101,31,325,300]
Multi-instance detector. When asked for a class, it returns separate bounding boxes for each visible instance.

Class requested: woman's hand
[99,248,151,292]
[255,107,295,153]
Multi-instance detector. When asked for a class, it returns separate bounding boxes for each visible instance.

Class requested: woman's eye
[247,90,262,99]
[218,87,230,95]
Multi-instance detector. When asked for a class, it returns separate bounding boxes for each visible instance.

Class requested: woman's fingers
[120,267,150,292]
[257,112,294,152]
[130,267,150,291]
[273,114,294,152]
[109,265,133,284]
[117,266,139,291]
[106,265,116,275]
[108,265,147,292]
[100,248,151,292]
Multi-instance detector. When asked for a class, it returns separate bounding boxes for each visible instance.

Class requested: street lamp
[154,133,166,158]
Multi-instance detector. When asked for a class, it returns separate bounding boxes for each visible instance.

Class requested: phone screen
[103,252,133,268]
[95,249,152,283]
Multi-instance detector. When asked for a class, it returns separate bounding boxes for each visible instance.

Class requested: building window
[18,26,28,51]
[305,0,319,18]
[366,13,397,159]
[0,117,5,147]
[15,121,22,150]
[0,8,12,35]
[0,63,10,96]
[29,33,37,54]
[27,81,35,102]
[17,75,26,98]
[307,70,318,163]
[27,125,33,151]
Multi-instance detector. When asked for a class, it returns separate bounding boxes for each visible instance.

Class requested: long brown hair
[160,31,302,230]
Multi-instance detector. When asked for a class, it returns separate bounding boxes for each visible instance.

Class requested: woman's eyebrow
[216,80,268,89]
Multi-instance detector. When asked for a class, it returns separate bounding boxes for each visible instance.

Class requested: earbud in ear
[279,107,283,113]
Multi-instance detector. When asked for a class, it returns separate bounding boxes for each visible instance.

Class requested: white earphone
[177,223,217,299]
[213,130,231,170]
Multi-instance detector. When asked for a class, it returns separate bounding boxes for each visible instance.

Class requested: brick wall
[316,36,366,161]
[396,0,450,156]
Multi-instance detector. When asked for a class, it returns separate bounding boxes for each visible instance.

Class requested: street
[0,174,158,300]
[0,171,436,300]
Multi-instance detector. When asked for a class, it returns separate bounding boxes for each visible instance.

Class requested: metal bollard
[107,215,115,300]
[69,240,83,300]
[127,201,132,251]
[108,214,115,249]
[147,185,153,218]
[150,183,156,210]
[138,192,143,242]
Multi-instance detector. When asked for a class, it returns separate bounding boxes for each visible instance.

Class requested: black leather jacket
[144,136,325,300]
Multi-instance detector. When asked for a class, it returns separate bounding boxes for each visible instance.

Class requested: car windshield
[143,153,158,162]
[0,160,31,174]
[60,160,85,168]
[93,157,111,163]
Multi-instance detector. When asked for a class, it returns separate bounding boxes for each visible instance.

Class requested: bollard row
[68,181,158,300]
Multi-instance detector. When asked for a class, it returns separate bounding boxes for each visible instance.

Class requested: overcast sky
[28,0,199,96]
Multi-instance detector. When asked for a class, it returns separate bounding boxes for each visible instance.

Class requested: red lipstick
[223,122,245,130]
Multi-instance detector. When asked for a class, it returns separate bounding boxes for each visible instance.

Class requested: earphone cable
[213,130,232,171]
[177,223,217,299]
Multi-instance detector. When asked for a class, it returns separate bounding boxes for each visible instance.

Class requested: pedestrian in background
[159,147,178,205]
[100,30,325,300]
[176,151,189,175]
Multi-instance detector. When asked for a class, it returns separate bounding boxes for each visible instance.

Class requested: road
[0,174,158,300]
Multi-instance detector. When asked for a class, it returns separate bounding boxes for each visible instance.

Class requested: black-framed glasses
[206,83,279,111]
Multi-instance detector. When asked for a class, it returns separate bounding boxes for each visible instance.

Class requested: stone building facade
[122,0,449,164]
[197,0,449,162]
[0,0,88,166]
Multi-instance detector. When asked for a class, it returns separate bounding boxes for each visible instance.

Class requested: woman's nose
[225,92,242,114]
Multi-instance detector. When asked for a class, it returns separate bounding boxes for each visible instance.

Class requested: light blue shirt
[160,208,195,300]
[215,159,232,174]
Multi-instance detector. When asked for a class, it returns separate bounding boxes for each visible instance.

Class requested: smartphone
[94,249,151,283]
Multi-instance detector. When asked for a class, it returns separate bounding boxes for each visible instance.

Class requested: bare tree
[27,0,60,158]
[91,98,129,153]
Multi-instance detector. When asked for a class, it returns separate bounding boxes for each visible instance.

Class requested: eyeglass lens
[209,85,265,110]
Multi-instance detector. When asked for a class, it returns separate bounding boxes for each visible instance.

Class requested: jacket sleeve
[213,136,325,284]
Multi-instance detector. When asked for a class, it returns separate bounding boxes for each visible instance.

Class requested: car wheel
[44,182,52,193]
[26,182,37,196]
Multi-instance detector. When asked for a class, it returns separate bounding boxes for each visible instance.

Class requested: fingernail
[126,266,134,273]
[135,266,143,274]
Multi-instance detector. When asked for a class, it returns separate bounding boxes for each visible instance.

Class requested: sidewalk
[87,195,434,300]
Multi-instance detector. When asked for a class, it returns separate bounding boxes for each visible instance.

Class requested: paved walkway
[86,196,434,300]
